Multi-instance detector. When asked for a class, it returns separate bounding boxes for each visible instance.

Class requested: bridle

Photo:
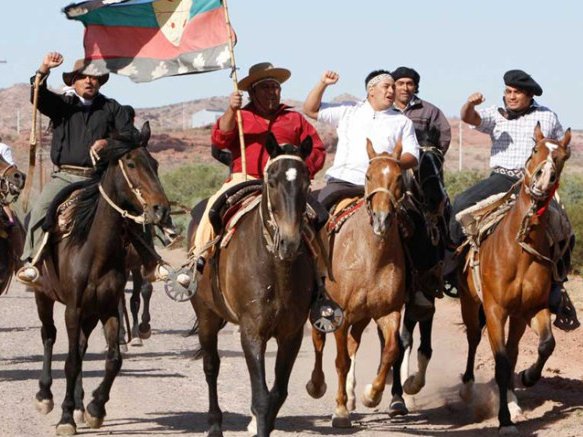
[364,155,405,221]
[260,154,307,257]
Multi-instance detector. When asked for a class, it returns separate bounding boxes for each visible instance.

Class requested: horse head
[0,155,26,203]
[365,138,404,237]
[524,122,571,203]
[262,132,312,261]
[415,127,446,215]
[99,122,170,227]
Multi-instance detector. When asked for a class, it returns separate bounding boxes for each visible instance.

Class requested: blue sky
[1,1,581,128]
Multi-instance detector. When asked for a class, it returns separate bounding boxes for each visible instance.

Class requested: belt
[56,165,95,177]
[492,166,524,179]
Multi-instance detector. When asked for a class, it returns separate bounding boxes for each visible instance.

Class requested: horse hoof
[361,383,382,408]
[331,414,352,428]
[520,370,536,387]
[247,413,257,436]
[119,343,128,353]
[55,423,76,436]
[508,403,523,421]
[403,375,424,395]
[347,397,356,412]
[499,425,519,435]
[35,398,54,415]
[130,337,143,347]
[306,380,327,399]
[73,409,85,425]
[208,428,223,437]
[83,410,104,429]
[459,381,474,402]
[389,399,408,417]
[138,325,151,339]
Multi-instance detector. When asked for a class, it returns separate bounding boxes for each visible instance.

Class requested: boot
[549,282,580,331]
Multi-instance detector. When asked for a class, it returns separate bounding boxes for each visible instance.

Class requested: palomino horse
[306,139,406,428]
[190,134,315,437]
[0,155,26,295]
[457,123,571,433]
[389,127,450,415]
[29,123,170,436]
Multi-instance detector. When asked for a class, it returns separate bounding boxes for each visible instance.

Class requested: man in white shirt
[0,137,17,226]
[304,70,419,208]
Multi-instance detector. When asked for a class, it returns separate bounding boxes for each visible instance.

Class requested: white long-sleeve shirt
[0,142,14,165]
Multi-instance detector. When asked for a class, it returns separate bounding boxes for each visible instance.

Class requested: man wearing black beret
[447,69,578,330]
[392,66,451,153]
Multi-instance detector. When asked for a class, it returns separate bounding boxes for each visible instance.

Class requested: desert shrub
[444,170,487,200]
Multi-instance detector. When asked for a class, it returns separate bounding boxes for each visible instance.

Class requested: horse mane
[415,127,441,148]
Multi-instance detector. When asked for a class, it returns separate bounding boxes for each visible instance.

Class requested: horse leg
[117,299,128,352]
[34,292,56,415]
[484,304,515,432]
[129,269,142,346]
[459,289,484,402]
[55,306,82,436]
[332,323,352,428]
[346,320,368,412]
[240,328,269,437]
[389,311,415,417]
[195,301,224,437]
[305,326,327,399]
[138,279,153,340]
[520,309,555,388]
[403,312,434,395]
[73,315,100,425]
[84,309,123,429]
[362,311,400,409]
[265,330,304,434]
[505,316,527,421]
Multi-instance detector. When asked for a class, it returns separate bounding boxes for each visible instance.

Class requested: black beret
[503,69,542,96]
[391,66,420,86]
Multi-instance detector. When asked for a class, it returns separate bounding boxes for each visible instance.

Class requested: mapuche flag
[64,0,234,83]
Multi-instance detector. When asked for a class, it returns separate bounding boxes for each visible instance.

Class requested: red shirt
[211,103,325,179]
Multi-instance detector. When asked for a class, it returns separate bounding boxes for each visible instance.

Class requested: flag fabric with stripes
[64,0,233,82]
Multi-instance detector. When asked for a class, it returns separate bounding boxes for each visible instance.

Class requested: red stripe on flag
[84,7,228,60]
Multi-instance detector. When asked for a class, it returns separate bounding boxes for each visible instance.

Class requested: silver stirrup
[311,303,344,333]
[164,267,198,302]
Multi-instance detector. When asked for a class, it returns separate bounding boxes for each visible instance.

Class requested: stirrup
[16,265,40,285]
[553,289,580,332]
[310,295,344,333]
[164,266,198,302]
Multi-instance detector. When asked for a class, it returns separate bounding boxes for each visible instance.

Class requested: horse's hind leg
[520,310,555,388]
[85,309,123,429]
[34,292,56,415]
[459,287,484,402]
[306,327,327,399]
[389,311,416,417]
[505,316,527,420]
[129,269,142,345]
[265,329,304,434]
[346,320,368,412]
[362,311,400,409]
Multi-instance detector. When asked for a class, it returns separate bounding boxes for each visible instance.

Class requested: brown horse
[0,155,26,295]
[190,134,315,437]
[306,139,407,428]
[29,123,170,436]
[457,123,571,433]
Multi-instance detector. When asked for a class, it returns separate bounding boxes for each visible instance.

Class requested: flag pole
[222,0,247,180]
[21,73,41,212]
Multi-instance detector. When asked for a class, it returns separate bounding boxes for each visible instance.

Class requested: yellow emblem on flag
[153,0,193,47]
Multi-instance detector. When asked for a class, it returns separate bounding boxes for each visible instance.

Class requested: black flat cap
[503,69,542,96]
[391,66,420,86]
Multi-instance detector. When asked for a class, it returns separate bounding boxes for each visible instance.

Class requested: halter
[260,154,306,256]
[0,164,20,205]
[523,151,557,202]
[364,155,405,219]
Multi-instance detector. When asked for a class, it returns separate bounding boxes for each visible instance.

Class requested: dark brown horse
[306,140,407,428]
[457,123,571,433]
[190,134,315,437]
[29,123,170,436]
[0,155,26,295]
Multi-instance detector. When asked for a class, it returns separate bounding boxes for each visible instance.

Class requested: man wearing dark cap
[391,66,451,153]
[17,51,136,284]
[448,69,577,330]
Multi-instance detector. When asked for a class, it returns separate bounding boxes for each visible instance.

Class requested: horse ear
[561,128,572,148]
[140,121,151,147]
[392,139,403,160]
[299,136,313,160]
[264,132,281,158]
[366,138,376,160]
[534,121,544,142]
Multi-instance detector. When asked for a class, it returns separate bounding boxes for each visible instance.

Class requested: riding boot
[309,276,344,333]
[549,282,580,331]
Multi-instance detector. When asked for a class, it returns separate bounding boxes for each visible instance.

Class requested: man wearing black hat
[448,69,577,330]
[391,66,451,153]
[17,51,136,285]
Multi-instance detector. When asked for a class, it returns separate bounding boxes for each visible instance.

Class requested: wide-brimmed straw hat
[237,62,291,91]
[62,59,109,86]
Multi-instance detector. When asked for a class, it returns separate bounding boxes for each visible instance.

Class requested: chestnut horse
[457,123,571,433]
[306,140,406,428]
[29,123,170,436]
[0,155,26,295]
[190,134,315,437]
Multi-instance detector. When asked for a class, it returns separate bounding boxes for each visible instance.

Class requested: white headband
[366,73,393,90]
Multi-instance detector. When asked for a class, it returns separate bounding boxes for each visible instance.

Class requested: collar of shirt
[497,99,540,120]
[393,95,422,112]
[363,99,399,118]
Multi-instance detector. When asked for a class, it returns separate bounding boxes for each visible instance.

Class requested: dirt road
[1,250,582,436]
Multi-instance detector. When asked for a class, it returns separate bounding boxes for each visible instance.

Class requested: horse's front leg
[506,316,527,421]
[403,309,434,395]
[85,307,123,429]
[34,292,56,415]
[331,323,352,428]
[129,269,142,345]
[389,311,415,417]
[73,315,100,425]
[240,326,269,437]
[363,311,400,409]
[138,278,153,340]
[305,327,327,399]
[346,320,368,412]
[459,280,484,402]
[520,309,555,387]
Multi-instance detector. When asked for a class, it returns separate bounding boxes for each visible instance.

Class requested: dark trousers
[316,178,364,211]
[449,172,519,246]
